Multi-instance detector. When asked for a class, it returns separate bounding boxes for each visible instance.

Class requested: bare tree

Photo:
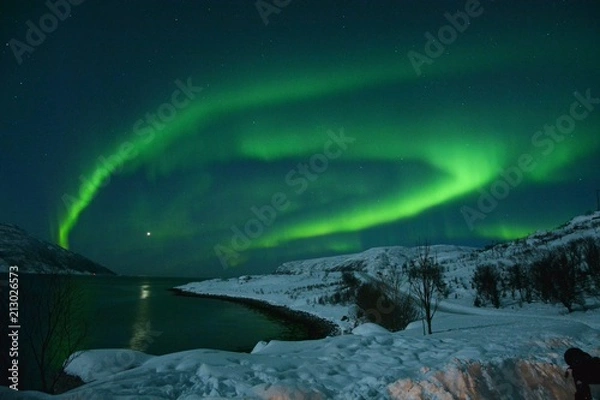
[380,260,418,331]
[472,264,502,308]
[506,263,533,305]
[24,273,87,393]
[381,259,404,309]
[530,242,587,312]
[407,244,448,335]
[583,238,600,295]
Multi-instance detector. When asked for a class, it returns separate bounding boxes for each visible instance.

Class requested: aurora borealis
[2,1,599,277]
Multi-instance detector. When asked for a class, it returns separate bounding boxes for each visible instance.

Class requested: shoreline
[57,287,340,394]
[170,288,340,340]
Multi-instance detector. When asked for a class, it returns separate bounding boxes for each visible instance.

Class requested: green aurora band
[58,46,598,251]
[59,60,424,247]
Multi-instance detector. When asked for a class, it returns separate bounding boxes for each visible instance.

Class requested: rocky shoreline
[170,288,340,340]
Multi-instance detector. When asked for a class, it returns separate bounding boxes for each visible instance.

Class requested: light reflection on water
[129,282,161,351]
[140,284,150,300]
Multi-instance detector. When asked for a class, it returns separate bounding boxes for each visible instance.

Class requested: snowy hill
[4,212,600,399]
[175,212,600,332]
[0,223,115,275]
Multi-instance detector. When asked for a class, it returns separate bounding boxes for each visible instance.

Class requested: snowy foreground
[5,315,599,399]
[4,213,600,399]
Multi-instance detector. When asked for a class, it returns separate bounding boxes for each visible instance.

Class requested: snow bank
[64,349,154,382]
[4,316,598,399]
[351,322,390,336]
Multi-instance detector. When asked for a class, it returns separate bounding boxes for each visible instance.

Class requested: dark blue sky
[1,1,599,277]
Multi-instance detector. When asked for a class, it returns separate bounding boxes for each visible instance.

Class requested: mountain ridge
[0,223,115,275]
[177,211,600,333]
[275,211,600,276]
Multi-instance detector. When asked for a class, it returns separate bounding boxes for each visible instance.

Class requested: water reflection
[129,282,161,351]
[140,284,150,299]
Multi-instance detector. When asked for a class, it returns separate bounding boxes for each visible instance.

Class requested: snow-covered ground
[5,315,599,399]
[4,213,600,399]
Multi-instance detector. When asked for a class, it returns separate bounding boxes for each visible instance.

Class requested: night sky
[1,1,599,277]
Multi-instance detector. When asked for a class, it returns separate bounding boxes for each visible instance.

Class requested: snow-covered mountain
[276,210,600,278]
[178,212,600,332]
[0,223,115,275]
